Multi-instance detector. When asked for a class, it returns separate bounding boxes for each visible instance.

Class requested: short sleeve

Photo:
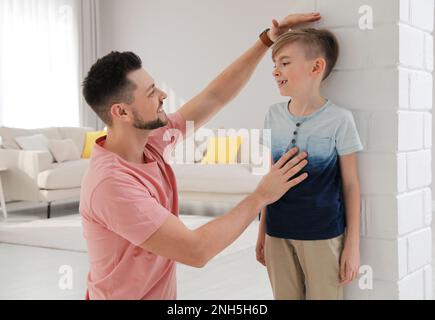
[336,110,364,156]
[90,176,170,246]
[261,111,272,149]
[147,111,187,154]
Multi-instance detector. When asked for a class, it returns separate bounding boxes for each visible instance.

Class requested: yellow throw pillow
[201,136,243,164]
[82,130,107,159]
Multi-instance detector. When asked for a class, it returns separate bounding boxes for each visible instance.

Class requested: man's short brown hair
[272,28,339,80]
[82,51,142,126]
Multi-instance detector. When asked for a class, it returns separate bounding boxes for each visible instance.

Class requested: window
[0,0,80,128]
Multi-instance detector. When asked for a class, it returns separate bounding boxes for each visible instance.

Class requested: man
[80,12,321,299]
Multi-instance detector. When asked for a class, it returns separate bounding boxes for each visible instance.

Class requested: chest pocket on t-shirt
[306,136,334,159]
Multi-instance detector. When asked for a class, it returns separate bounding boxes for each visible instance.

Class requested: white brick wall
[407,228,432,273]
[400,24,425,68]
[425,33,434,71]
[317,0,402,26]
[407,150,432,190]
[424,113,432,148]
[423,188,433,226]
[398,112,424,151]
[398,191,425,235]
[410,72,433,110]
[399,269,425,300]
[334,26,398,69]
[409,0,435,32]
[318,0,433,299]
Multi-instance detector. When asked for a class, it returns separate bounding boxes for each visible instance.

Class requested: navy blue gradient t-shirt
[263,99,363,240]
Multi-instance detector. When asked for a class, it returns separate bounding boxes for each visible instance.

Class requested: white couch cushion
[14,134,54,163]
[172,164,263,194]
[58,127,94,155]
[0,127,62,149]
[48,139,81,163]
[37,159,90,190]
[15,134,50,151]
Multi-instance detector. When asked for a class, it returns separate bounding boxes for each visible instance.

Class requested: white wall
[433,10,435,201]
[99,0,317,129]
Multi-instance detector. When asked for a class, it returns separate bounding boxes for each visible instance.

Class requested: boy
[256,29,363,300]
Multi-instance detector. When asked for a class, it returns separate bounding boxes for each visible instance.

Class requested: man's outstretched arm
[178,12,321,129]
[140,148,308,267]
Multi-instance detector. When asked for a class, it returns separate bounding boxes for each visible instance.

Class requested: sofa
[0,126,94,218]
[171,128,266,215]
[0,126,265,218]
[173,163,263,213]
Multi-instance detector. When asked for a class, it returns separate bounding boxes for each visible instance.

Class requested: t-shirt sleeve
[260,111,272,149]
[147,111,187,154]
[90,176,171,246]
[336,110,364,156]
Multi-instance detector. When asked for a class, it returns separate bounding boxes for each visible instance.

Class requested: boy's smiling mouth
[277,79,288,88]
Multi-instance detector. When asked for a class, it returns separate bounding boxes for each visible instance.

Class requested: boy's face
[272,42,323,97]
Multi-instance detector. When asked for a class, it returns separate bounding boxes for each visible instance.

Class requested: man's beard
[132,110,168,130]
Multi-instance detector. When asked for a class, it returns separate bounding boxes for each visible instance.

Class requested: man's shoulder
[81,155,129,199]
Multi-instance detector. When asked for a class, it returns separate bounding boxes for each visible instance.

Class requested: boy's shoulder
[267,101,287,113]
[265,100,355,124]
[325,101,355,121]
[264,102,288,124]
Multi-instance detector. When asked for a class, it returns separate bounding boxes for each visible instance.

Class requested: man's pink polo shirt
[79,112,186,300]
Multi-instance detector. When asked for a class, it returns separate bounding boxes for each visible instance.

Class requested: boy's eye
[274,62,290,69]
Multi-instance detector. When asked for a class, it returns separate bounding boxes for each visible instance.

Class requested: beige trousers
[264,234,344,300]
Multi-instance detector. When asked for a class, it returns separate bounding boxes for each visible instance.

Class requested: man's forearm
[203,39,269,107]
[194,193,265,265]
[178,38,270,128]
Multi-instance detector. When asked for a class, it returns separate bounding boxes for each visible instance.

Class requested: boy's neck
[288,93,327,117]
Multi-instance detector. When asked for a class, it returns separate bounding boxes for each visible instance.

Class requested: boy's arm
[178,12,321,129]
[338,152,361,285]
[256,152,272,266]
[255,206,268,266]
[259,207,267,233]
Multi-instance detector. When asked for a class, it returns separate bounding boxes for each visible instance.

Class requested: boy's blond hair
[272,28,339,80]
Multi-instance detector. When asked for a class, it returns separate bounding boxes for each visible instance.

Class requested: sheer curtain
[0,0,80,128]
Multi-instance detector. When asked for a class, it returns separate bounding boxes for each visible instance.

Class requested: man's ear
[312,58,326,77]
[111,104,130,121]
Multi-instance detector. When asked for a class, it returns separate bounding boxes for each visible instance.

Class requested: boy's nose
[272,68,281,77]
[160,89,168,100]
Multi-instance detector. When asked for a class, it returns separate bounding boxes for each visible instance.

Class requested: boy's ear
[312,58,326,77]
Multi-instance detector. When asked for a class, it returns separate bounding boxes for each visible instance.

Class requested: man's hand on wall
[268,12,322,42]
